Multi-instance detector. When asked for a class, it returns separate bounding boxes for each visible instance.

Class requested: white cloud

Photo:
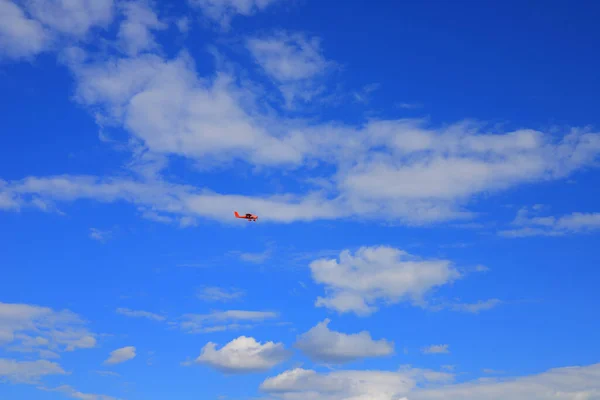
[260,363,600,400]
[179,310,278,333]
[3,24,600,227]
[0,302,97,357]
[407,363,600,400]
[0,0,49,60]
[189,0,282,28]
[89,228,111,242]
[4,126,599,228]
[295,319,394,363]
[231,247,272,264]
[95,370,120,377]
[0,181,21,210]
[335,123,600,224]
[176,17,189,33]
[65,52,309,167]
[421,344,449,355]
[195,336,289,373]
[239,251,270,263]
[23,0,114,37]
[117,0,167,56]
[428,298,502,314]
[2,174,341,224]
[116,307,165,321]
[0,358,66,384]
[499,206,600,237]
[1,0,114,60]
[248,32,329,81]
[309,246,462,315]
[448,299,501,313]
[197,287,245,302]
[352,83,380,104]
[247,31,333,105]
[40,385,117,400]
[482,368,504,374]
[397,102,423,109]
[260,366,454,400]
[104,346,136,365]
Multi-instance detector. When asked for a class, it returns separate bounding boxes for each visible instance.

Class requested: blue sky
[1,0,600,399]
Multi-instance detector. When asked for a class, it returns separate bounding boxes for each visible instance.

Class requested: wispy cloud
[2,0,600,233]
[0,0,113,60]
[0,302,97,357]
[261,366,454,399]
[237,249,272,264]
[422,344,450,354]
[179,310,279,334]
[189,0,283,28]
[89,228,112,242]
[482,368,505,374]
[95,370,120,377]
[39,384,118,400]
[0,358,66,384]
[116,307,166,321]
[197,287,245,302]
[428,298,502,314]
[261,363,600,400]
[247,31,335,107]
[352,83,380,103]
[396,102,423,109]
[499,206,600,237]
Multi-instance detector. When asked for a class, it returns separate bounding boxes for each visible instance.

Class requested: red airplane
[234,211,258,222]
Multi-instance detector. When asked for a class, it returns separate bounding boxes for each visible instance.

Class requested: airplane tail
[234,211,241,218]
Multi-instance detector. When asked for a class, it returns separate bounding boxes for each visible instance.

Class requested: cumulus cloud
[195,336,290,373]
[0,358,66,384]
[116,308,165,321]
[499,206,600,237]
[179,310,279,333]
[0,302,97,357]
[295,319,394,363]
[261,363,600,400]
[309,246,462,315]
[104,346,136,365]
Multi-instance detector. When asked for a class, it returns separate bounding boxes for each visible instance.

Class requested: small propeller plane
[234,211,258,222]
